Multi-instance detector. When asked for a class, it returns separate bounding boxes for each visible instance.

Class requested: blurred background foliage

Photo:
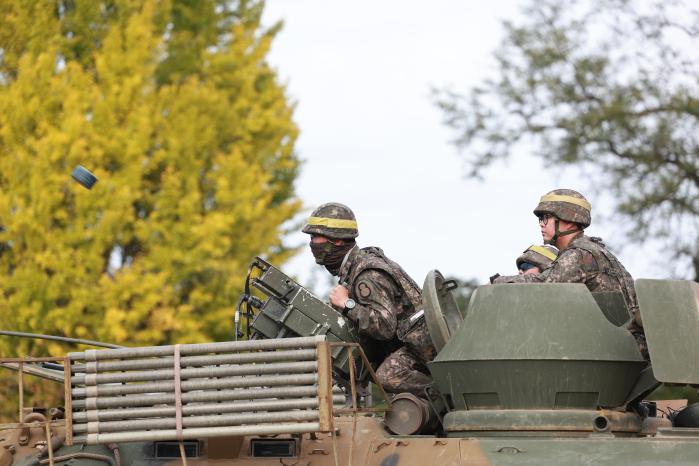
[435,0,699,282]
[0,0,299,419]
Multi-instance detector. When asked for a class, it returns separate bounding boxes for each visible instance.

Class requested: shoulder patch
[357,281,372,299]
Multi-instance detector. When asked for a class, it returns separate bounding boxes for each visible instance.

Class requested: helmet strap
[549,218,579,246]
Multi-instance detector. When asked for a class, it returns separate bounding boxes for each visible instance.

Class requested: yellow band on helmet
[540,194,591,212]
[528,245,558,261]
[307,216,358,229]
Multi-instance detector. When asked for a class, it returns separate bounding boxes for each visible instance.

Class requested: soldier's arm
[346,269,399,341]
[493,249,590,284]
[492,272,544,284]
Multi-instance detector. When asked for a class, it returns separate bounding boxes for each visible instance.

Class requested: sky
[260,1,663,293]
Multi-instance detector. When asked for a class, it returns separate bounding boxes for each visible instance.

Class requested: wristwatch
[344,298,356,312]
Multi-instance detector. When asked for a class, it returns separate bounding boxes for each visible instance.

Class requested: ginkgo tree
[0,0,300,358]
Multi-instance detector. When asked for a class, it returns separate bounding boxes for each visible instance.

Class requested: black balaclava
[310,240,355,275]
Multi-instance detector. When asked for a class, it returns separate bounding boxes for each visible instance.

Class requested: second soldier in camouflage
[493,189,648,359]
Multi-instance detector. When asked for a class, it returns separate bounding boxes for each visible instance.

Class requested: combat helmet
[516,244,559,270]
[302,202,358,239]
[533,189,592,228]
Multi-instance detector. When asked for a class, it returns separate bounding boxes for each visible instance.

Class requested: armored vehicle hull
[2,275,699,466]
[3,413,699,466]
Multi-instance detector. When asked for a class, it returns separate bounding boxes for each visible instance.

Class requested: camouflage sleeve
[346,269,399,341]
[492,248,592,284]
[492,273,544,284]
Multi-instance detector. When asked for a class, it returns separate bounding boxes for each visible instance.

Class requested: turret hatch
[636,279,699,384]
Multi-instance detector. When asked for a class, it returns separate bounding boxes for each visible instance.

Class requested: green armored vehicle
[2,264,699,466]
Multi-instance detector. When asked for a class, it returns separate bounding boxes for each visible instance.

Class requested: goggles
[519,262,538,272]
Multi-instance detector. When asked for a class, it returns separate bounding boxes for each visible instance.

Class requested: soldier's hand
[329,285,350,308]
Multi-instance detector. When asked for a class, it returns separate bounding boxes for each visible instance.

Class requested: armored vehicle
[2,262,699,466]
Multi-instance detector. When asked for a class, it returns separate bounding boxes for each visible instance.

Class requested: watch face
[345,298,356,310]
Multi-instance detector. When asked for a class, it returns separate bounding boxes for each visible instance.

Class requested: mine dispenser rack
[67,336,332,444]
[65,336,387,446]
[246,256,364,382]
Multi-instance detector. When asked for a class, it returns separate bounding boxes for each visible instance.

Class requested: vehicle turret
[423,276,699,438]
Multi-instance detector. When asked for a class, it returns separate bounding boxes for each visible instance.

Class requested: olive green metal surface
[475,436,699,465]
[423,269,463,351]
[430,283,646,410]
[249,258,359,377]
[636,279,699,384]
[441,283,643,360]
[443,409,642,435]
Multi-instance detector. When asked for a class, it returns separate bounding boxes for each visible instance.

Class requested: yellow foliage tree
[0,0,299,365]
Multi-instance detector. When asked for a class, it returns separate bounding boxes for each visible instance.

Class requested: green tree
[0,0,299,356]
[435,0,699,281]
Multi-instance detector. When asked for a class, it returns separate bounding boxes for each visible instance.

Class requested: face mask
[310,241,354,275]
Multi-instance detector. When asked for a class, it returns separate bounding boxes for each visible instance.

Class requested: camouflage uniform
[302,203,437,396]
[494,235,647,359]
[337,246,437,397]
[493,189,647,358]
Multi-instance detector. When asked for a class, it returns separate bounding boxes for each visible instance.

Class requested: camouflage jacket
[336,246,436,363]
[492,234,644,341]
[337,246,422,339]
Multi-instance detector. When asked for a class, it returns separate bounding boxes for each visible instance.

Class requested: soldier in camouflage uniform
[492,189,648,359]
[516,244,559,275]
[302,202,437,397]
